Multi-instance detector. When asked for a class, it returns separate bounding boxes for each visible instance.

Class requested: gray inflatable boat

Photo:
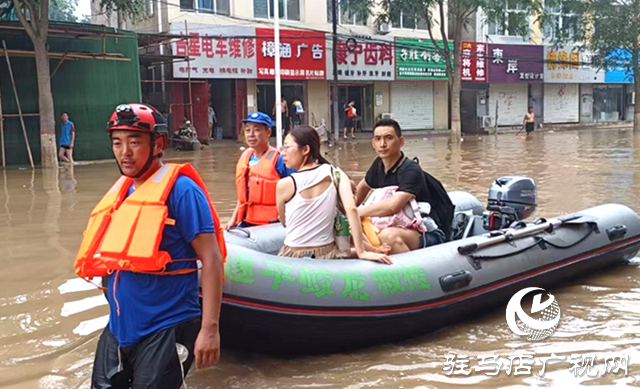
[214,177,640,354]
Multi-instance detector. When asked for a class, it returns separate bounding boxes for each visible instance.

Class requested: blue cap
[242,111,273,127]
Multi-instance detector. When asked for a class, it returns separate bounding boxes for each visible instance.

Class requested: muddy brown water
[2,129,640,388]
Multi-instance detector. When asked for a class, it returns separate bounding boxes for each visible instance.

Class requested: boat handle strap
[229,227,252,239]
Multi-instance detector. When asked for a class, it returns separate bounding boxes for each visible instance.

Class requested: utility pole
[274,0,283,149]
[331,0,340,145]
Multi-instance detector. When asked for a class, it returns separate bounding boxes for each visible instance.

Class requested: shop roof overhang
[0,21,136,40]
[139,53,192,65]
[0,21,134,62]
[0,48,130,62]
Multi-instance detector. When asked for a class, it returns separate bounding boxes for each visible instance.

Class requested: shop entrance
[257,81,306,133]
[593,85,624,122]
[332,84,374,132]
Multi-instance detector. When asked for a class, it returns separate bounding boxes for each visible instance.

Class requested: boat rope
[469,222,598,261]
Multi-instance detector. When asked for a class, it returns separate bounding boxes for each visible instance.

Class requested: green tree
[346,0,540,135]
[0,0,143,167]
[49,0,78,22]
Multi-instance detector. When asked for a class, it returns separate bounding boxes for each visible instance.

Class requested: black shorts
[344,118,354,128]
[525,122,535,133]
[419,229,446,248]
[91,317,201,389]
[60,145,71,150]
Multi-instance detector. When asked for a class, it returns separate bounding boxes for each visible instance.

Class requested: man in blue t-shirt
[90,104,224,389]
[225,111,296,230]
[58,112,75,164]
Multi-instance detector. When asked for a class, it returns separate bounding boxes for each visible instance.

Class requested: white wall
[93,0,448,40]
[544,84,579,124]
[489,84,528,126]
[580,84,594,123]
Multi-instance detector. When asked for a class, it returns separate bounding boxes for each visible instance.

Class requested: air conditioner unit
[480,115,495,128]
[381,113,394,120]
[377,22,392,35]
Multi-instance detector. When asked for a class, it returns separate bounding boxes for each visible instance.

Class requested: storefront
[171,24,327,138]
[256,80,306,125]
[325,35,394,131]
[255,28,326,130]
[392,38,450,130]
[172,23,257,139]
[487,44,543,126]
[600,51,634,122]
[593,85,626,122]
[543,46,603,124]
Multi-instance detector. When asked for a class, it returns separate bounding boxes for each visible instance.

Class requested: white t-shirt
[208,107,215,124]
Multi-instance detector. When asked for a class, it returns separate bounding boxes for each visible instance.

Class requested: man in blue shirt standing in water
[59,112,75,164]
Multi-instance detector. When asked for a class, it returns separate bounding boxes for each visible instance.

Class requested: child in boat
[275,125,391,264]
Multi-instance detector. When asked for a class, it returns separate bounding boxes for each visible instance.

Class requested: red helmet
[107,103,168,148]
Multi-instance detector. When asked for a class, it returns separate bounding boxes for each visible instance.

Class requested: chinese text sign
[171,24,257,79]
[256,28,326,80]
[397,38,452,80]
[488,44,544,83]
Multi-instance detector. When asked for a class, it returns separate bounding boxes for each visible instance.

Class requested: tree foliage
[539,0,639,80]
[49,0,79,22]
[98,0,145,23]
[0,0,144,167]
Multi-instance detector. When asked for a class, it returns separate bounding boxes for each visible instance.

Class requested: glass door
[363,85,373,131]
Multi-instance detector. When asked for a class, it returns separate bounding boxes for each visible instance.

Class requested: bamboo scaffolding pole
[2,40,34,169]
[0,78,5,168]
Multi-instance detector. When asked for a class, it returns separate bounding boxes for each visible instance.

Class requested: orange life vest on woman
[74,163,227,280]
[235,147,281,225]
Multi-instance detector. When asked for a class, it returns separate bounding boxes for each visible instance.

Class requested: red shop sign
[256,28,326,80]
[460,41,487,82]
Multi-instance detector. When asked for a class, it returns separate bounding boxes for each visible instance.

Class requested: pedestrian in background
[59,112,75,164]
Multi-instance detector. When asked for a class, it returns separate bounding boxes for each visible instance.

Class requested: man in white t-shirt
[208,106,216,140]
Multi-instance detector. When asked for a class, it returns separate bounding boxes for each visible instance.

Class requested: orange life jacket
[235,147,281,225]
[74,163,227,280]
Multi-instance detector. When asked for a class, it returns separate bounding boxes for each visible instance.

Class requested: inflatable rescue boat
[215,176,640,354]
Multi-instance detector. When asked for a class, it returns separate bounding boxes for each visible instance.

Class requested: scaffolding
[0,21,138,167]
[137,28,197,123]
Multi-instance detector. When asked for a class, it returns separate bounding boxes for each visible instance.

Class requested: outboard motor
[484,176,537,230]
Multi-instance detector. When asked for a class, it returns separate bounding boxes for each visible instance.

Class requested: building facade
[459,4,634,132]
[92,0,452,139]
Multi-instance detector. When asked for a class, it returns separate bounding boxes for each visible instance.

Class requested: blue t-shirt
[248,153,296,178]
[106,175,215,347]
[60,120,74,146]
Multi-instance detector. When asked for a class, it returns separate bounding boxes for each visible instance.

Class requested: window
[145,0,154,17]
[254,0,300,21]
[393,12,427,29]
[389,3,428,30]
[180,0,194,10]
[488,2,529,36]
[543,6,578,41]
[326,0,367,26]
[180,0,229,14]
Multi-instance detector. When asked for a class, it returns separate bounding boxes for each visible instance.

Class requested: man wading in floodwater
[73,103,226,389]
[523,106,536,135]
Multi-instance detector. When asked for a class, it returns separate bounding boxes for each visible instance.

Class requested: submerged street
[1,128,640,388]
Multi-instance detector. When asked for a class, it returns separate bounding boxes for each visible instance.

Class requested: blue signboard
[604,48,634,83]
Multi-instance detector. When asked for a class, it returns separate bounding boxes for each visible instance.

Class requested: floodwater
[2,128,640,388]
